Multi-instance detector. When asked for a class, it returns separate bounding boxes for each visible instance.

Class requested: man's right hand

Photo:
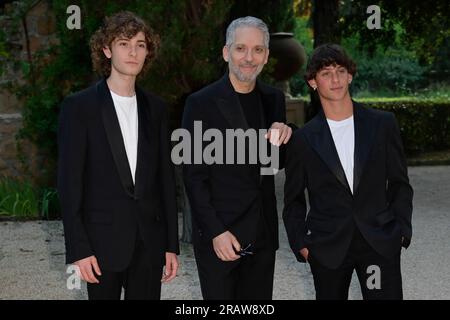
[74,255,102,283]
[212,231,241,262]
[300,248,309,262]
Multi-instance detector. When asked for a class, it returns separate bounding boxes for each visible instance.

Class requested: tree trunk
[307,0,341,121]
[313,0,340,47]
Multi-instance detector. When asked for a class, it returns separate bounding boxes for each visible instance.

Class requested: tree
[339,0,449,64]
[295,0,449,119]
[312,0,340,47]
[228,0,296,33]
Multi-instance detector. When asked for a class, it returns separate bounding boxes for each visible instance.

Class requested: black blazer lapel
[216,74,249,130]
[98,79,135,198]
[305,110,351,193]
[353,102,377,194]
[133,87,152,200]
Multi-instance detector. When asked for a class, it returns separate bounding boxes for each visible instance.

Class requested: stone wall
[0,113,22,175]
[286,98,305,127]
[0,0,56,179]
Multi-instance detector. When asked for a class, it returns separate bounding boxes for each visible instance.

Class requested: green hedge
[301,97,450,155]
[356,98,450,155]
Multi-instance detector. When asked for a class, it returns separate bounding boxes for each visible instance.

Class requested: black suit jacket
[57,78,179,272]
[182,74,287,250]
[283,102,413,269]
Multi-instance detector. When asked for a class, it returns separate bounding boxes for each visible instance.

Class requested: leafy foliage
[229,0,296,32]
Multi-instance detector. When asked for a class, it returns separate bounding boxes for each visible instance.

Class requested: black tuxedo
[283,102,413,299]
[182,74,287,299]
[57,79,179,298]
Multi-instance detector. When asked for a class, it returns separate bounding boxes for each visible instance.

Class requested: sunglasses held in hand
[237,244,254,257]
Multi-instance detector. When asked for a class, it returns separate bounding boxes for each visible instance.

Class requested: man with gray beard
[182,16,294,299]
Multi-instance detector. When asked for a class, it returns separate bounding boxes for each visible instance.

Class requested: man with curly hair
[57,11,179,300]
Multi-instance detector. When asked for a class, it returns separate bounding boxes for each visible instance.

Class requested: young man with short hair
[283,44,413,300]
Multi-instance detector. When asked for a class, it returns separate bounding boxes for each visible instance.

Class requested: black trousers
[87,236,163,300]
[309,228,403,300]
[194,244,276,300]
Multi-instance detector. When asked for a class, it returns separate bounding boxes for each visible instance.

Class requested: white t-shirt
[110,90,138,184]
[326,115,355,193]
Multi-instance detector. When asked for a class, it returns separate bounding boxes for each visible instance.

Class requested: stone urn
[269,32,306,96]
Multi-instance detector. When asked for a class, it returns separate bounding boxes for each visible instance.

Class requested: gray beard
[228,61,263,83]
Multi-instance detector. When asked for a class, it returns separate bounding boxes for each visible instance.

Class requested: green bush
[0,177,59,219]
[356,97,450,155]
[353,55,426,94]
[0,177,39,219]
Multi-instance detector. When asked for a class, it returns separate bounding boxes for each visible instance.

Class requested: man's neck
[321,95,353,121]
[228,72,256,93]
[107,71,136,97]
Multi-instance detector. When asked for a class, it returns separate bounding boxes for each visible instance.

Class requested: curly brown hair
[305,43,356,81]
[89,11,160,77]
